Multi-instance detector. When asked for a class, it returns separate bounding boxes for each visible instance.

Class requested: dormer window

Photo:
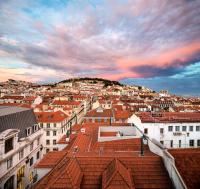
[26,127,32,136]
[5,137,14,154]
[34,124,39,132]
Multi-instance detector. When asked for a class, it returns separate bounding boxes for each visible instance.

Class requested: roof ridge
[65,157,83,188]
[116,159,134,188]
[44,158,70,188]
[102,158,134,189]
[102,158,117,189]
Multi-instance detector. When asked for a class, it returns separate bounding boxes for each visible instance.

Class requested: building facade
[128,112,200,148]
[0,106,43,189]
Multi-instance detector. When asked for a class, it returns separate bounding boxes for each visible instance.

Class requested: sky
[0,0,200,95]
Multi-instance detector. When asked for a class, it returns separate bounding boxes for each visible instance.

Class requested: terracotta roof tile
[35,151,66,168]
[137,112,200,123]
[102,158,134,189]
[114,110,131,120]
[57,135,68,144]
[35,111,68,123]
[33,122,174,189]
[47,158,83,189]
[169,148,200,189]
[100,132,118,137]
[85,108,113,118]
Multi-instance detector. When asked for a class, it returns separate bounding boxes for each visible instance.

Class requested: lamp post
[140,134,145,156]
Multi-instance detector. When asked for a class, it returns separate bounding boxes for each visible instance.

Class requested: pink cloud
[97,41,200,80]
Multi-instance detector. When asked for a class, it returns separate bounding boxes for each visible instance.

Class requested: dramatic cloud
[0,0,200,94]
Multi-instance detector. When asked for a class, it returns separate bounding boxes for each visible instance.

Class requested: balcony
[173,132,182,136]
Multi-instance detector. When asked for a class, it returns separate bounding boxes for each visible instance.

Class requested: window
[47,123,50,128]
[5,137,14,153]
[53,140,56,145]
[30,142,33,151]
[46,131,50,136]
[182,126,187,132]
[37,138,40,146]
[46,149,50,153]
[189,126,193,132]
[40,123,43,128]
[54,123,56,127]
[175,126,180,132]
[26,128,31,136]
[160,128,164,134]
[196,126,200,131]
[170,140,173,148]
[36,151,40,159]
[53,131,57,136]
[34,124,38,132]
[7,157,13,169]
[197,140,200,146]
[179,140,181,147]
[168,126,173,132]
[144,128,148,134]
[53,148,58,151]
[19,149,24,160]
[46,140,50,145]
[189,140,194,147]
[160,141,164,145]
[17,165,25,189]
[29,157,33,166]
[4,175,14,189]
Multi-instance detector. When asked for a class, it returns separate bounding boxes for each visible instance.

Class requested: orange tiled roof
[71,124,82,132]
[169,148,200,189]
[44,158,83,189]
[52,100,81,106]
[137,112,200,123]
[35,151,66,168]
[102,158,134,189]
[57,135,67,144]
[35,111,68,123]
[114,110,131,119]
[33,122,174,189]
[85,108,113,118]
[23,96,37,101]
[34,155,174,189]
[100,132,118,137]
[0,95,24,100]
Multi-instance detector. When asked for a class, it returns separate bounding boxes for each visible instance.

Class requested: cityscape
[0,0,200,189]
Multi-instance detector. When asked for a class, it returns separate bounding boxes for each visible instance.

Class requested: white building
[0,106,43,189]
[35,111,69,154]
[128,112,200,148]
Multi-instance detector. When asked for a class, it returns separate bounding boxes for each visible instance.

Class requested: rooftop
[0,106,29,116]
[34,123,174,189]
[0,106,38,139]
[35,111,68,123]
[169,148,200,189]
[137,112,200,123]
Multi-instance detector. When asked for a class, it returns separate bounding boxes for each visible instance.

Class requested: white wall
[128,114,200,148]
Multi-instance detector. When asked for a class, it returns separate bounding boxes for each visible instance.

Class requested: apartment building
[128,112,200,148]
[35,111,69,154]
[0,106,43,189]
[84,107,114,124]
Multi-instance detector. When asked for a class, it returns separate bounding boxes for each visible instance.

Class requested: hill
[58,77,124,87]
